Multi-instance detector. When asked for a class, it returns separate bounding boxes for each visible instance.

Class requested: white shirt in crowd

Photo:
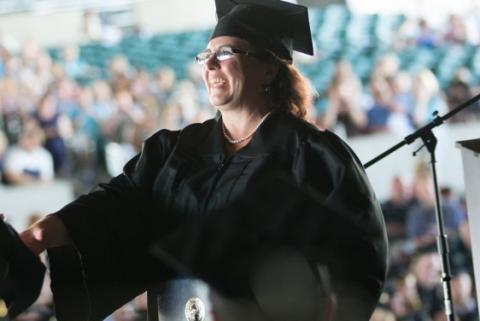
[4,145,54,181]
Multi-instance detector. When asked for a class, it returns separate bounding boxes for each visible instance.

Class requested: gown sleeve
[47,129,179,321]
[296,130,388,320]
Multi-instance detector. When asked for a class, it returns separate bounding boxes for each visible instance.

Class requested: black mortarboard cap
[210,0,314,61]
[0,220,46,319]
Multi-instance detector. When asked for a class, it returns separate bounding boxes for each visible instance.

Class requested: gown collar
[193,110,298,159]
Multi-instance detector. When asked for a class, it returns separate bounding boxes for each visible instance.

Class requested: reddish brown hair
[269,61,313,119]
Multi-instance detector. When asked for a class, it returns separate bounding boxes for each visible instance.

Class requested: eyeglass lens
[195,47,235,64]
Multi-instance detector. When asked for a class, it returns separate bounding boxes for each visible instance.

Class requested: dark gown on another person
[46,111,388,321]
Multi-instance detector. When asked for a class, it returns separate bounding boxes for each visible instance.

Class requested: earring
[263,85,271,95]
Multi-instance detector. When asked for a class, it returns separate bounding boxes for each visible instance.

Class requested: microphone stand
[363,91,480,321]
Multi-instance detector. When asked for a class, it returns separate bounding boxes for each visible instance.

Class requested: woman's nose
[204,54,220,70]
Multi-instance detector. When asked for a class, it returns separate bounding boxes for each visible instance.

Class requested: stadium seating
[46,5,480,94]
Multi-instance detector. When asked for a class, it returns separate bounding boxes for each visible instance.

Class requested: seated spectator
[71,86,101,148]
[388,72,415,135]
[451,271,479,321]
[412,69,447,127]
[61,44,89,80]
[440,187,473,275]
[34,51,55,96]
[20,39,41,71]
[372,54,400,80]
[2,119,54,185]
[91,80,116,124]
[56,78,81,118]
[33,91,72,176]
[317,60,367,137]
[151,67,176,107]
[68,86,104,186]
[393,17,419,50]
[405,165,465,250]
[112,89,146,129]
[416,18,438,49]
[170,79,204,127]
[443,14,468,45]
[364,71,414,136]
[410,251,445,320]
[445,68,480,123]
[130,69,152,103]
[366,74,393,133]
[108,55,133,93]
[389,272,428,321]
[0,77,24,144]
[158,102,185,130]
[381,175,413,243]
[385,251,449,321]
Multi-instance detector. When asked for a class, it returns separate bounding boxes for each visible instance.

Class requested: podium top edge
[456,138,480,153]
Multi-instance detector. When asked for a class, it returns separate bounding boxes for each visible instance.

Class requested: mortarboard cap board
[0,220,46,319]
[210,0,314,62]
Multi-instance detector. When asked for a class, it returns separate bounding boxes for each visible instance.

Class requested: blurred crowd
[0,40,215,193]
[316,57,480,138]
[315,13,480,138]
[370,161,477,321]
[2,13,480,191]
[0,9,479,321]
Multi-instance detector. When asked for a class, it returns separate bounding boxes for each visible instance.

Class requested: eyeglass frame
[195,45,270,65]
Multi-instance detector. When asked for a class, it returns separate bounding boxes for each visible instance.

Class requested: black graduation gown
[0,220,46,319]
[47,111,388,321]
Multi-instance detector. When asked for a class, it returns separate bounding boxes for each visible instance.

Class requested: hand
[20,227,47,256]
[19,215,69,256]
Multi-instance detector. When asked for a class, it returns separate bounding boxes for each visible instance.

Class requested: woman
[318,60,367,137]
[4,0,387,320]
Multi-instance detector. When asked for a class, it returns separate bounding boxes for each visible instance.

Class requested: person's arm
[19,214,70,256]
[2,170,37,185]
[19,129,177,258]
[319,98,340,129]
[344,99,367,129]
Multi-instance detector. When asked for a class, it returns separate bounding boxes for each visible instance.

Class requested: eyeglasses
[195,45,263,65]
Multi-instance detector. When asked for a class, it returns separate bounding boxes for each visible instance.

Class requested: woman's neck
[221,105,271,138]
[220,104,272,156]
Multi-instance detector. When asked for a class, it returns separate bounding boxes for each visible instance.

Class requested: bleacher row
[48,5,480,93]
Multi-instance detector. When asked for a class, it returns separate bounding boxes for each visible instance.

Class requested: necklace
[222,112,271,144]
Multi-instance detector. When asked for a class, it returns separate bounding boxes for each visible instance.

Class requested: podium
[456,138,480,315]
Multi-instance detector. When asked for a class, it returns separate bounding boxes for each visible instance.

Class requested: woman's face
[202,36,272,110]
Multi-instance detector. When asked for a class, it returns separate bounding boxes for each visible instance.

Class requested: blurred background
[0,0,479,320]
